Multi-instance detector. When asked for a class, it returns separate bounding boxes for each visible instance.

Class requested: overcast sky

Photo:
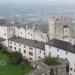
[0,0,75,4]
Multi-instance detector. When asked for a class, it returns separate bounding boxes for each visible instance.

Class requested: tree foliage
[9,51,23,65]
[44,55,60,66]
[0,44,4,50]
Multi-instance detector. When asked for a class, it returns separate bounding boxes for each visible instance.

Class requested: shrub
[0,44,4,51]
[44,55,60,66]
[9,51,23,65]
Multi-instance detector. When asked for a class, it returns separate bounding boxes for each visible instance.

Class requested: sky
[0,0,75,4]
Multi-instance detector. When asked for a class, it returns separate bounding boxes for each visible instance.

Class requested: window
[40,50,41,53]
[66,51,68,54]
[29,52,33,56]
[44,52,45,55]
[57,48,59,51]
[74,69,75,72]
[21,32,22,34]
[19,44,20,46]
[10,42,12,44]
[31,34,32,36]
[66,58,68,60]
[29,58,32,60]
[29,47,33,50]
[38,56,41,59]
[24,46,26,48]
[10,46,12,49]
[24,50,26,53]
[70,68,72,71]
[4,33,6,36]
[14,47,16,50]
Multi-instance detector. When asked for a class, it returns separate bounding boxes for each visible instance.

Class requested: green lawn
[0,51,33,75]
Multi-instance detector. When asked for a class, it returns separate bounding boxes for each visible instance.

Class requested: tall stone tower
[63,25,70,42]
[48,18,55,40]
[48,16,72,42]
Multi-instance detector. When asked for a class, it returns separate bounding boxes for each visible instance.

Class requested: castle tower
[48,16,72,41]
[48,18,55,40]
[63,25,70,42]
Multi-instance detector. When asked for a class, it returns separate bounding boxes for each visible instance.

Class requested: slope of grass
[0,52,33,75]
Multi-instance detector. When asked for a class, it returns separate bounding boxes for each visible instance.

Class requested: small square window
[29,58,32,60]
[19,44,20,46]
[40,50,41,53]
[14,47,16,50]
[74,69,75,72]
[66,51,68,54]
[4,33,6,36]
[70,68,72,71]
[38,56,41,59]
[10,46,12,49]
[24,50,26,53]
[57,48,59,51]
[31,34,32,36]
[10,42,12,44]
[29,52,33,56]
[15,43,16,45]
[24,46,26,48]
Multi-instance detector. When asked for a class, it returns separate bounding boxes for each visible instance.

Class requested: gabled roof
[46,39,75,54]
[14,23,48,33]
[15,23,33,30]
[9,37,45,50]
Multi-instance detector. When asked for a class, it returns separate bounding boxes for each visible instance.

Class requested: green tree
[0,44,4,51]
[10,51,23,65]
[44,55,60,66]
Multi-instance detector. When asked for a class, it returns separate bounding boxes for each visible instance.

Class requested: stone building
[28,58,68,75]
[48,16,72,42]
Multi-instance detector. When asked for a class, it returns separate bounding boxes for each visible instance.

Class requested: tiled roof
[9,37,45,50]
[47,39,75,54]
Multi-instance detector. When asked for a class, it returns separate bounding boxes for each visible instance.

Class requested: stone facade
[48,16,72,42]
